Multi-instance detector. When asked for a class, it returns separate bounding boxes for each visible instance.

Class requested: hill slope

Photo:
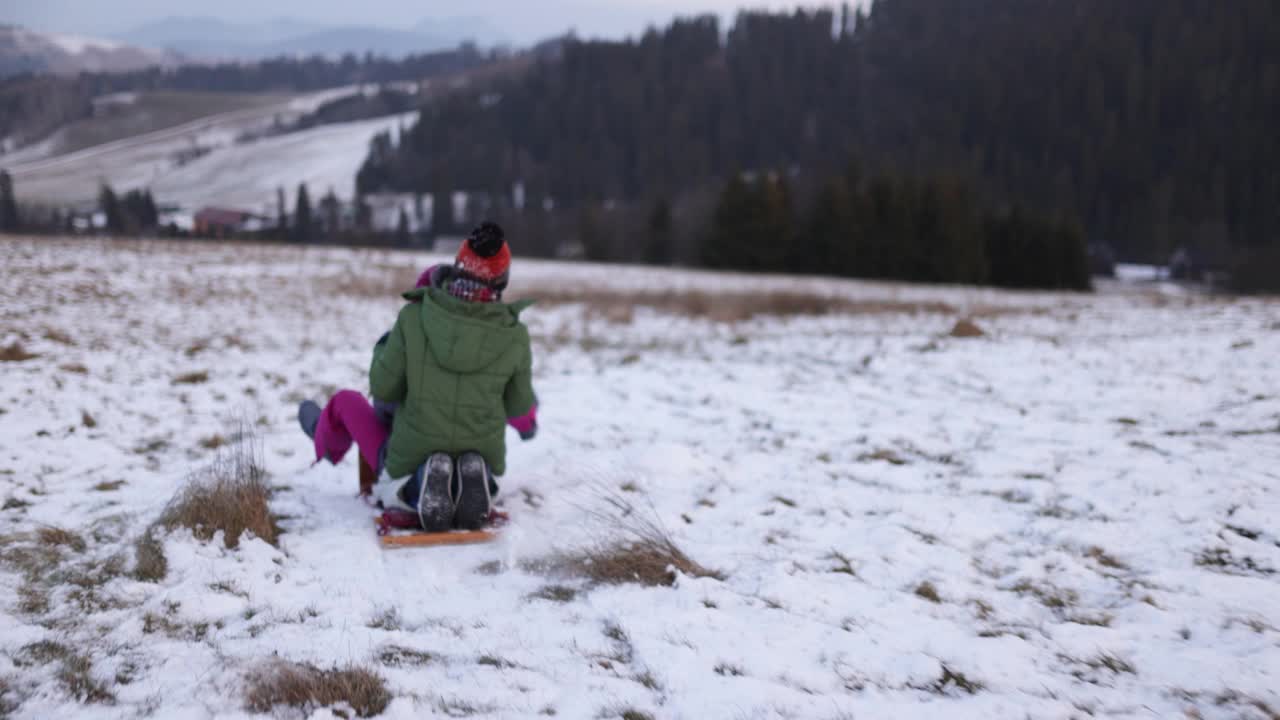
[0,24,182,78]
[1,236,1277,718]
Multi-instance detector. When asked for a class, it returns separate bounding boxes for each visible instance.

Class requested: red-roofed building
[194,207,257,237]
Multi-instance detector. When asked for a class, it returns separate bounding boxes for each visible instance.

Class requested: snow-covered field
[1,236,1278,719]
[6,88,401,213]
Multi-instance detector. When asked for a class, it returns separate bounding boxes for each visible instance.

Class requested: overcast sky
[2,0,807,44]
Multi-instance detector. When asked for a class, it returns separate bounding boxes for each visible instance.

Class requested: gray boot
[298,400,321,439]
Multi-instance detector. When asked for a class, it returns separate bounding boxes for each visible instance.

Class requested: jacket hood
[404,287,532,373]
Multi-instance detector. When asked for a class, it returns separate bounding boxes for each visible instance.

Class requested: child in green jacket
[298,222,538,531]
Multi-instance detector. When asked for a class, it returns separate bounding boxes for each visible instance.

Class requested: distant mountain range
[0,24,183,78]
[114,16,509,60]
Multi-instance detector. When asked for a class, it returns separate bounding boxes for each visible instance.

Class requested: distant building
[194,207,258,236]
[365,193,428,234]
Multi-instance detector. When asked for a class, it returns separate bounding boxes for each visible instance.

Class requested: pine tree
[644,198,673,265]
[320,188,341,237]
[99,184,122,234]
[396,207,411,246]
[293,183,313,243]
[432,190,455,235]
[276,186,288,240]
[0,170,18,232]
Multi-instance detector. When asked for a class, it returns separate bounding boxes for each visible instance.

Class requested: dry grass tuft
[924,665,984,695]
[245,661,390,718]
[38,526,86,552]
[157,434,278,549]
[199,434,227,450]
[17,641,114,704]
[528,584,578,603]
[949,318,986,338]
[60,363,89,374]
[1085,546,1129,570]
[914,581,942,603]
[133,527,168,582]
[172,370,209,385]
[43,327,75,346]
[93,480,125,492]
[377,645,435,668]
[0,342,39,362]
[559,489,723,587]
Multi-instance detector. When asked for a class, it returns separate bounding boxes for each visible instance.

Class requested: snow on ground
[1,236,1278,719]
[6,87,386,211]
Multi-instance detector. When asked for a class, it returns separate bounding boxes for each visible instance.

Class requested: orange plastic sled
[378,527,500,548]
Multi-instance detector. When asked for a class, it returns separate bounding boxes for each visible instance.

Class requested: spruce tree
[0,170,18,232]
[293,183,313,243]
[644,198,673,265]
[396,207,411,246]
[276,186,288,240]
[99,184,122,234]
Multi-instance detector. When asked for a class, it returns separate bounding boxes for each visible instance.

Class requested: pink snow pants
[313,390,388,472]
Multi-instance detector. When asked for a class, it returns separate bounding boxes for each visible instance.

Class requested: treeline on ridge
[357,0,1279,290]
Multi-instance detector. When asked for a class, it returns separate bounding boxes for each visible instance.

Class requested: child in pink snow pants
[298,222,538,531]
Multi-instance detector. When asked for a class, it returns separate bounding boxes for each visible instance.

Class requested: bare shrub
[558,488,723,587]
[157,434,278,549]
[244,661,390,718]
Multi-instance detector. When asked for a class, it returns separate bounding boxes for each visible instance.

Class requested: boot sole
[417,453,455,532]
[454,452,491,530]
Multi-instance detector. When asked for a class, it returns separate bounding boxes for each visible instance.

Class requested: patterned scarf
[446,274,500,303]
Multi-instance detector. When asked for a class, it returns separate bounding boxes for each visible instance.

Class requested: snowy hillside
[1,236,1278,719]
[0,25,183,78]
[7,88,406,213]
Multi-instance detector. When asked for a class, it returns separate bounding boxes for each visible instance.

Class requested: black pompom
[468,221,505,258]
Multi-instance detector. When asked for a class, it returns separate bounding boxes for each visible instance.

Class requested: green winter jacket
[369,287,535,478]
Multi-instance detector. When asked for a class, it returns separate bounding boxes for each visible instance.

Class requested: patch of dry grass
[199,434,227,450]
[528,584,578,603]
[156,435,278,549]
[3,497,31,510]
[172,371,209,385]
[43,327,75,346]
[0,342,38,362]
[244,660,390,718]
[914,581,942,603]
[37,526,86,552]
[516,286,958,323]
[377,645,435,668]
[949,318,986,338]
[133,527,168,581]
[16,641,115,704]
[558,490,723,587]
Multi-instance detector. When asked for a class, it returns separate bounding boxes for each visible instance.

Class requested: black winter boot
[453,452,492,530]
